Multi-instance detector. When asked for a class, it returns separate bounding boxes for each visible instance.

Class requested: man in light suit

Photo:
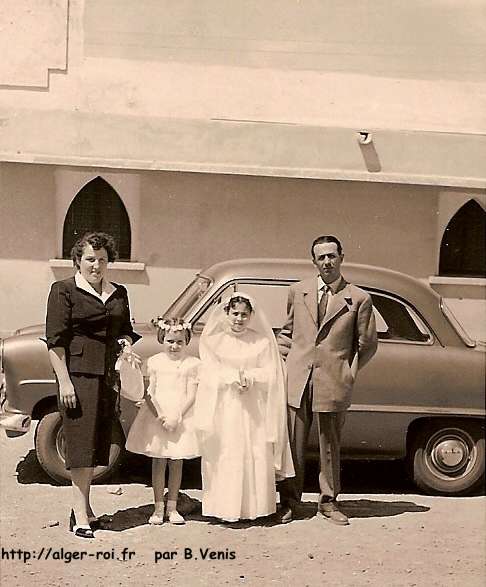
[278,235,377,524]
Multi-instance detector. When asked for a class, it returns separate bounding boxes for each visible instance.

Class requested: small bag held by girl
[125,318,200,525]
[115,339,144,402]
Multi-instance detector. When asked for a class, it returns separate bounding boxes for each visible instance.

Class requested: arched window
[62,177,131,260]
[439,200,486,277]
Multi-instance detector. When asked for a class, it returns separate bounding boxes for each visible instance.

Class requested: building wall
[0,161,442,336]
[0,1,485,186]
[1,4,484,338]
[138,170,439,274]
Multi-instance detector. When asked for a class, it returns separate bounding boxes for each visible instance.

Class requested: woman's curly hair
[71,232,118,267]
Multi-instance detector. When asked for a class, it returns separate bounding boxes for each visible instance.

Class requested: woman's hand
[58,380,77,409]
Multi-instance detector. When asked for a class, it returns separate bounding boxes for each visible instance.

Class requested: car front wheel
[34,411,125,485]
[408,419,485,496]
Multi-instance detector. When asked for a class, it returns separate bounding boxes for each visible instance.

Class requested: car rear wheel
[34,411,125,485]
[408,419,485,496]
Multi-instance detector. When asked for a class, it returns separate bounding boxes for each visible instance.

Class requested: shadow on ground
[95,494,429,533]
[15,448,484,498]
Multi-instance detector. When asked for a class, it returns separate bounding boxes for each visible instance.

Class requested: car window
[233,283,290,329]
[370,293,432,343]
[193,281,291,332]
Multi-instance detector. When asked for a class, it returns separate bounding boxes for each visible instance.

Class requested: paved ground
[1,427,485,587]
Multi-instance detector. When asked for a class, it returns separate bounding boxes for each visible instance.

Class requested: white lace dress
[199,330,277,521]
[126,353,200,459]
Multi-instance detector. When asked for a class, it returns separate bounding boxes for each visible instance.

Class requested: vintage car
[1,258,484,496]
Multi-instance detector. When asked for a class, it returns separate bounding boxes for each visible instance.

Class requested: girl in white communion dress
[195,293,294,523]
[126,318,200,525]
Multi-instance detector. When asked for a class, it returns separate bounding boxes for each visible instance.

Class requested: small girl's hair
[155,317,192,345]
[223,295,253,314]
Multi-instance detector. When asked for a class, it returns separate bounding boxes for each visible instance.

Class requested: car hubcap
[426,429,475,478]
[56,428,66,463]
[433,439,466,469]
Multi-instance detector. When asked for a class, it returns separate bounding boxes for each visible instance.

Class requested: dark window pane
[62,177,131,260]
[439,200,486,278]
[371,294,431,343]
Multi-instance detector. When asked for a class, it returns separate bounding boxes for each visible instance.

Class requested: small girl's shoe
[148,513,164,525]
[168,510,185,525]
[166,499,185,524]
[149,504,165,525]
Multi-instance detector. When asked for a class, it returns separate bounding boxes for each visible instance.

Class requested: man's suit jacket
[46,277,141,377]
[278,276,377,412]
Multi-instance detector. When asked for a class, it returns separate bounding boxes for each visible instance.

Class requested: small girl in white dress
[126,318,200,525]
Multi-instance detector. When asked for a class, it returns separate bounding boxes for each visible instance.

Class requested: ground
[0,428,484,587]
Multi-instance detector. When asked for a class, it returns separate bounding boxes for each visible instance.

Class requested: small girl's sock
[154,500,165,514]
[166,499,177,513]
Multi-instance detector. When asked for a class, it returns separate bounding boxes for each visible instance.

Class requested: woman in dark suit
[46,232,141,538]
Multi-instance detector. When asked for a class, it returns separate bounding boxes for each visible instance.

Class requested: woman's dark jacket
[46,277,141,376]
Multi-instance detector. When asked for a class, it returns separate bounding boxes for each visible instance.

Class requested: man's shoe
[279,506,293,524]
[319,501,349,526]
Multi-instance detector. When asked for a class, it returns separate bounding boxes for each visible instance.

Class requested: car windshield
[441,299,476,348]
[163,275,212,319]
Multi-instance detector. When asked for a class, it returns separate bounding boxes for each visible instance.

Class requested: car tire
[408,419,485,496]
[35,411,125,485]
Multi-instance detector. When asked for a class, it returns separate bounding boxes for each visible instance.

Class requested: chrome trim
[19,379,56,386]
[0,412,32,433]
[377,338,434,346]
[349,404,486,417]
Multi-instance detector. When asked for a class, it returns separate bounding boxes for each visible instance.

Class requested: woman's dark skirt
[59,374,118,470]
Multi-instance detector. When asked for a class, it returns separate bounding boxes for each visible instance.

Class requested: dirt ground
[1,428,484,587]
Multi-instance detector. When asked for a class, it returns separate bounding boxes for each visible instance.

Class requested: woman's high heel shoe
[69,510,95,539]
[88,516,100,530]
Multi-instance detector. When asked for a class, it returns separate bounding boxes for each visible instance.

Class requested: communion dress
[198,328,282,521]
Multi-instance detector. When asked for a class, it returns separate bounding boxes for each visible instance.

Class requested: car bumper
[0,377,31,436]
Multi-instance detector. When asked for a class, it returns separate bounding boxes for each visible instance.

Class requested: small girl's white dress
[126,353,200,459]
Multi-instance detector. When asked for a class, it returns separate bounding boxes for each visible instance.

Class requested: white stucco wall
[0,0,485,186]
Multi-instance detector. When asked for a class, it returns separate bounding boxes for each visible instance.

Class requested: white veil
[194,292,294,480]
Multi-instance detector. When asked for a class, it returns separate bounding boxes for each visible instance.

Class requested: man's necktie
[318,285,329,326]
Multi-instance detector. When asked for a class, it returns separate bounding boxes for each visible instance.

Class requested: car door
[340,291,449,459]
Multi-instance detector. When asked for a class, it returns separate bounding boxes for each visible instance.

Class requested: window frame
[368,289,435,346]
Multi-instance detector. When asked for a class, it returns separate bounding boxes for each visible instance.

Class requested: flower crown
[153,317,191,332]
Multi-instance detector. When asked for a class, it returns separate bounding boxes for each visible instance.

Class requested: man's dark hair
[311,235,343,258]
